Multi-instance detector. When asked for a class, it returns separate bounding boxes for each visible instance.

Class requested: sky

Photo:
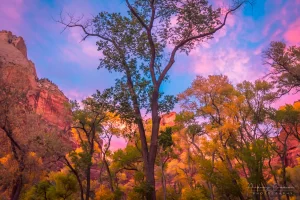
[0,0,300,107]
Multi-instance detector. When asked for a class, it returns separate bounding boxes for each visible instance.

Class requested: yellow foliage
[75,147,83,153]
[239,178,251,197]
[0,154,10,164]
[279,101,300,110]
[202,106,214,114]
[293,101,300,110]
[28,152,36,157]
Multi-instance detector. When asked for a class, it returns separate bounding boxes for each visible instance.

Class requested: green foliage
[158,127,173,150]
[237,80,276,124]
[95,185,115,200]
[112,145,141,172]
[174,111,196,130]
[156,187,181,200]
[69,151,92,173]
[113,187,124,200]
[181,188,209,200]
[73,0,235,123]
[273,104,300,125]
[133,182,154,199]
[239,140,271,185]
[53,173,78,199]
[264,41,300,95]
[23,174,78,200]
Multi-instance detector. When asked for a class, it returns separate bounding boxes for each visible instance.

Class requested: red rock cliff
[0,30,71,132]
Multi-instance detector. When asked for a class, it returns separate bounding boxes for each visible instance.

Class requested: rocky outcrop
[161,112,176,126]
[0,30,71,132]
[271,130,300,167]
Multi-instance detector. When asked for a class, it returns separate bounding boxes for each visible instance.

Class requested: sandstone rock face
[0,30,27,58]
[271,130,300,167]
[160,112,176,126]
[0,30,71,132]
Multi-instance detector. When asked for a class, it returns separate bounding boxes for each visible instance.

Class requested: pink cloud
[284,19,300,45]
[65,89,87,100]
[190,47,262,83]
[260,0,299,42]
[0,0,23,20]
[212,13,236,43]
[110,136,127,151]
[60,28,102,68]
[273,92,300,109]
[0,0,24,32]
[58,12,103,68]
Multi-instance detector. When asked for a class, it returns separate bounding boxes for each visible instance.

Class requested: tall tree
[61,94,123,200]
[236,80,276,200]
[264,41,300,95]
[61,97,108,200]
[273,103,300,142]
[57,1,250,198]
[178,75,246,199]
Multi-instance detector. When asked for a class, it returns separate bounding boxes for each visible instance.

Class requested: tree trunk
[281,156,289,200]
[10,157,25,200]
[86,166,91,200]
[161,159,167,200]
[63,157,84,200]
[220,133,244,200]
[145,165,156,200]
[77,176,85,200]
[147,90,161,200]
[103,157,114,192]
[207,181,214,200]
[10,174,23,200]
[9,135,25,200]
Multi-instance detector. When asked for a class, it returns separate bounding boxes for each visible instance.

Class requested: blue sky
[1,0,300,107]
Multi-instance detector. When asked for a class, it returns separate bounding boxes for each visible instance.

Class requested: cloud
[0,0,24,32]
[68,28,101,58]
[110,136,127,151]
[0,0,23,20]
[262,0,300,43]
[190,47,262,83]
[273,92,300,109]
[64,89,87,101]
[212,13,236,43]
[284,19,300,45]
[58,17,102,68]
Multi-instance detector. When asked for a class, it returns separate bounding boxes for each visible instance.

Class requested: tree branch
[157,1,248,87]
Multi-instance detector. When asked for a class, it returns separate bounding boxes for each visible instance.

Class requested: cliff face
[271,130,300,167]
[0,30,71,131]
[160,112,176,126]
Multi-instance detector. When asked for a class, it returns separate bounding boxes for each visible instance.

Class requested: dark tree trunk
[222,143,244,200]
[161,160,167,200]
[103,157,114,192]
[7,131,25,200]
[86,166,91,200]
[63,157,84,200]
[11,174,23,200]
[86,139,95,200]
[281,156,290,200]
[146,90,161,200]
[10,155,25,200]
[77,176,85,200]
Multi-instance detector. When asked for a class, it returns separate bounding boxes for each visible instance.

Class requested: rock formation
[0,30,71,134]
[160,112,176,126]
[271,130,300,167]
